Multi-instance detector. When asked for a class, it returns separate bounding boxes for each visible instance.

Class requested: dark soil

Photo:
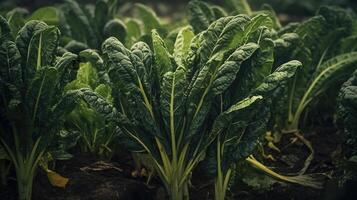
[0,151,157,200]
[189,125,357,200]
[1,126,356,200]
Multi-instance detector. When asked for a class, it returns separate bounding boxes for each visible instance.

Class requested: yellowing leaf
[46,169,69,188]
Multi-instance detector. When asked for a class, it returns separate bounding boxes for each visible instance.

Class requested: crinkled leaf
[0,40,22,87]
[102,37,158,137]
[63,0,98,48]
[6,8,28,37]
[186,42,258,139]
[252,60,302,97]
[173,26,194,69]
[304,52,357,105]
[26,67,58,122]
[229,36,274,102]
[0,15,12,40]
[160,68,187,133]
[187,0,217,34]
[16,21,59,83]
[152,30,173,78]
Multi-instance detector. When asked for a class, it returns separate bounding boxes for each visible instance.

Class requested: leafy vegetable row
[1,1,357,200]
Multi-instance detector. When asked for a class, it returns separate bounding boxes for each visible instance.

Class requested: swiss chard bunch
[269,6,357,175]
[64,49,118,158]
[0,16,78,200]
[59,0,172,52]
[273,6,357,133]
[195,14,301,200]
[59,0,124,52]
[77,13,300,200]
[210,60,301,200]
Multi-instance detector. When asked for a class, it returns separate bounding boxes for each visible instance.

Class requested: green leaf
[224,0,252,15]
[63,0,98,48]
[28,7,59,26]
[54,52,78,93]
[152,29,173,78]
[0,40,22,87]
[277,22,300,36]
[16,21,60,83]
[94,0,110,34]
[229,37,275,102]
[252,60,302,97]
[26,67,58,121]
[256,4,281,29]
[28,26,60,69]
[94,84,113,102]
[201,94,266,179]
[302,52,357,108]
[15,20,47,64]
[6,8,28,37]
[186,42,258,138]
[103,19,127,42]
[211,95,263,139]
[242,14,273,43]
[294,16,327,63]
[230,103,270,161]
[160,68,187,133]
[316,6,353,34]
[131,41,153,81]
[0,15,12,39]
[79,49,104,72]
[192,15,250,73]
[173,26,194,69]
[103,37,148,93]
[211,43,259,96]
[273,33,300,67]
[102,37,158,137]
[78,88,126,124]
[76,62,99,88]
[187,0,216,34]
[125,18,142,44]
[49,90,83,135]
[134,3,161,34]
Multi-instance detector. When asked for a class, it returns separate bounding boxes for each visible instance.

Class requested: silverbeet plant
[0,16,78,200]
[272,6,357,174]
[274,6,357,133]
[210,60,301,200]
[60,0,124,52]
[64,49,118,158]
[78,14,300,200]
[195,14,302,199]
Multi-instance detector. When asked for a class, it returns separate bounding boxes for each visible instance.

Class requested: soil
[1,125,357,200]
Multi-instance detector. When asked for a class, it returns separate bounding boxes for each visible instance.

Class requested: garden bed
[2,125,355,200]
